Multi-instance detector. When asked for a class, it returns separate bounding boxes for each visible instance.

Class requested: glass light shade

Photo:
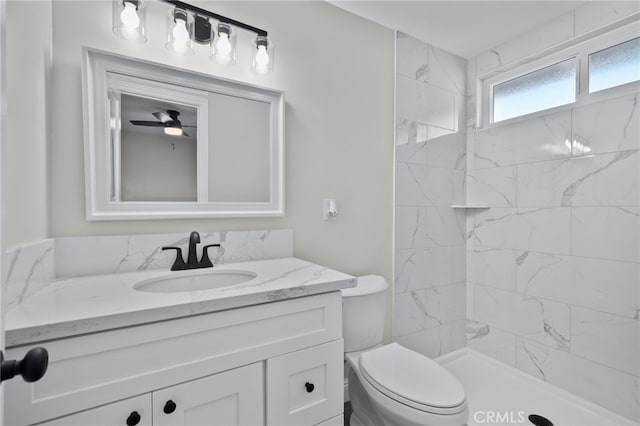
[211,23,237,65]
[166,8,195,55]
[251,36,274,75]
[112,0,147,43]
[164,127,184,136]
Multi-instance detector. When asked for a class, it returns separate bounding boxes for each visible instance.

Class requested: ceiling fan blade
[182,125,197,128]
[182,130,190,137]
[152,111,172,123]
[130,120,164,127]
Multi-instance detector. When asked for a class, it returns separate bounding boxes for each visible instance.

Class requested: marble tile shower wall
[465,3,640,420]
[394,32,468,358]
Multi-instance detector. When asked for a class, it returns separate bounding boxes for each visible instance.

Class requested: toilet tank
[341,275,388,353]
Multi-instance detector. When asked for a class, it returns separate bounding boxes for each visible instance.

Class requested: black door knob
[0,347,49,383]
[126,411,141,426]
[305,382,315,393]
[163,400,177,414]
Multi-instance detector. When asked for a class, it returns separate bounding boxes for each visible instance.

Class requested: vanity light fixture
[112,0,274,74]
[112,0,147,43]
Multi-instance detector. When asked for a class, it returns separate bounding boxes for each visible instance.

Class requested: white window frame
[480,20,640,129]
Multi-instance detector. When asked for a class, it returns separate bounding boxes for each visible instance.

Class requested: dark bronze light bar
[160,0,268,37]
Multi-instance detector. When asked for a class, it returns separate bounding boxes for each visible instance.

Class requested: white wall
[120,130,198,202]
[465,3,640,421]
[5,0,51,247]
[6,1,394,335]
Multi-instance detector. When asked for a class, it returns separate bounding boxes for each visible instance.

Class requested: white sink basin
[134,270,257,293]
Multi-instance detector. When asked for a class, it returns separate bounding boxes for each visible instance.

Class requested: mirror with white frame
[82,48,284,220]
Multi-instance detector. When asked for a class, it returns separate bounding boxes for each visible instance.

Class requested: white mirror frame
[82,47,284,221]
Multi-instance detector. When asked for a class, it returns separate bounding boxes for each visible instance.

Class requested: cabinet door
[39,394,151,426]
[266,340,343,426]
[153,362,263,426]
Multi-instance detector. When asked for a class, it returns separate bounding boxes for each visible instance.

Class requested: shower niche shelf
[451,204,490,209]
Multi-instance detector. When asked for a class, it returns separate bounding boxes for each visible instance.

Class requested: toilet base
[348,412,365,426]
[349,368,385,426]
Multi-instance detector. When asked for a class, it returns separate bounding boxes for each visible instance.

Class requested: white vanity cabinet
[4,292,344,426]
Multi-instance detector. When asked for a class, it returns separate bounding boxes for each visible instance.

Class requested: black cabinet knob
[0,347,49,383]
[305,382,315,393]
[126,411,141,426]
[163,400,177,414]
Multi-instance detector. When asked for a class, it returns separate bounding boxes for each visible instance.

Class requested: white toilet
[342,275,468,426]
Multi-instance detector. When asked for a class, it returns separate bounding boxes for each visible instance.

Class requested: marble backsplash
[55,229,293,278]
[3,229,293,309]
[4,239,55,310]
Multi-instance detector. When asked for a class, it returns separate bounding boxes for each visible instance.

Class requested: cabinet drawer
[153,363,263,426]
[38,394,151,426]
[267,340,343,426]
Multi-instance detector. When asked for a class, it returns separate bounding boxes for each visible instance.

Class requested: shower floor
[437,348,638,426]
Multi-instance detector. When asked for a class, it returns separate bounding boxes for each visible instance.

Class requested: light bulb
[120,2,140,29]
[171,18,190,52]
[254,45,270,74]
[215,32,232,64]
[164,127,183,136]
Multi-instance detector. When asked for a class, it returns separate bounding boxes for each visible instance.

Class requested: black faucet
[187,231,200,266]
[162,231,221,271]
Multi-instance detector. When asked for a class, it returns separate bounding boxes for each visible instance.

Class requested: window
[589,37,640,93]
[493,59,576,123]
[481,22,640,127]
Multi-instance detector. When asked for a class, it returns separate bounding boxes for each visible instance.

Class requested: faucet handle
[200,244,221,268]
[162,246,186,271]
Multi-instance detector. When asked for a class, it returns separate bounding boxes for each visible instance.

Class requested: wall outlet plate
[323,198,338,221]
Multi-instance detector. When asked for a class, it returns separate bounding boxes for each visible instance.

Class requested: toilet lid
[360,343,466,410]
[341,275,388,297]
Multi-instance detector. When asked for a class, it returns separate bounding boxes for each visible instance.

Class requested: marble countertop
[5,257,355,347]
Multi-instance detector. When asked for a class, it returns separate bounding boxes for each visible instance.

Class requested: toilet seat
[359,343,467,415]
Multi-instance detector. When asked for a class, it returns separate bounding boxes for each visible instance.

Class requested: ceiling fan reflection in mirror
[130,109,196,137]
